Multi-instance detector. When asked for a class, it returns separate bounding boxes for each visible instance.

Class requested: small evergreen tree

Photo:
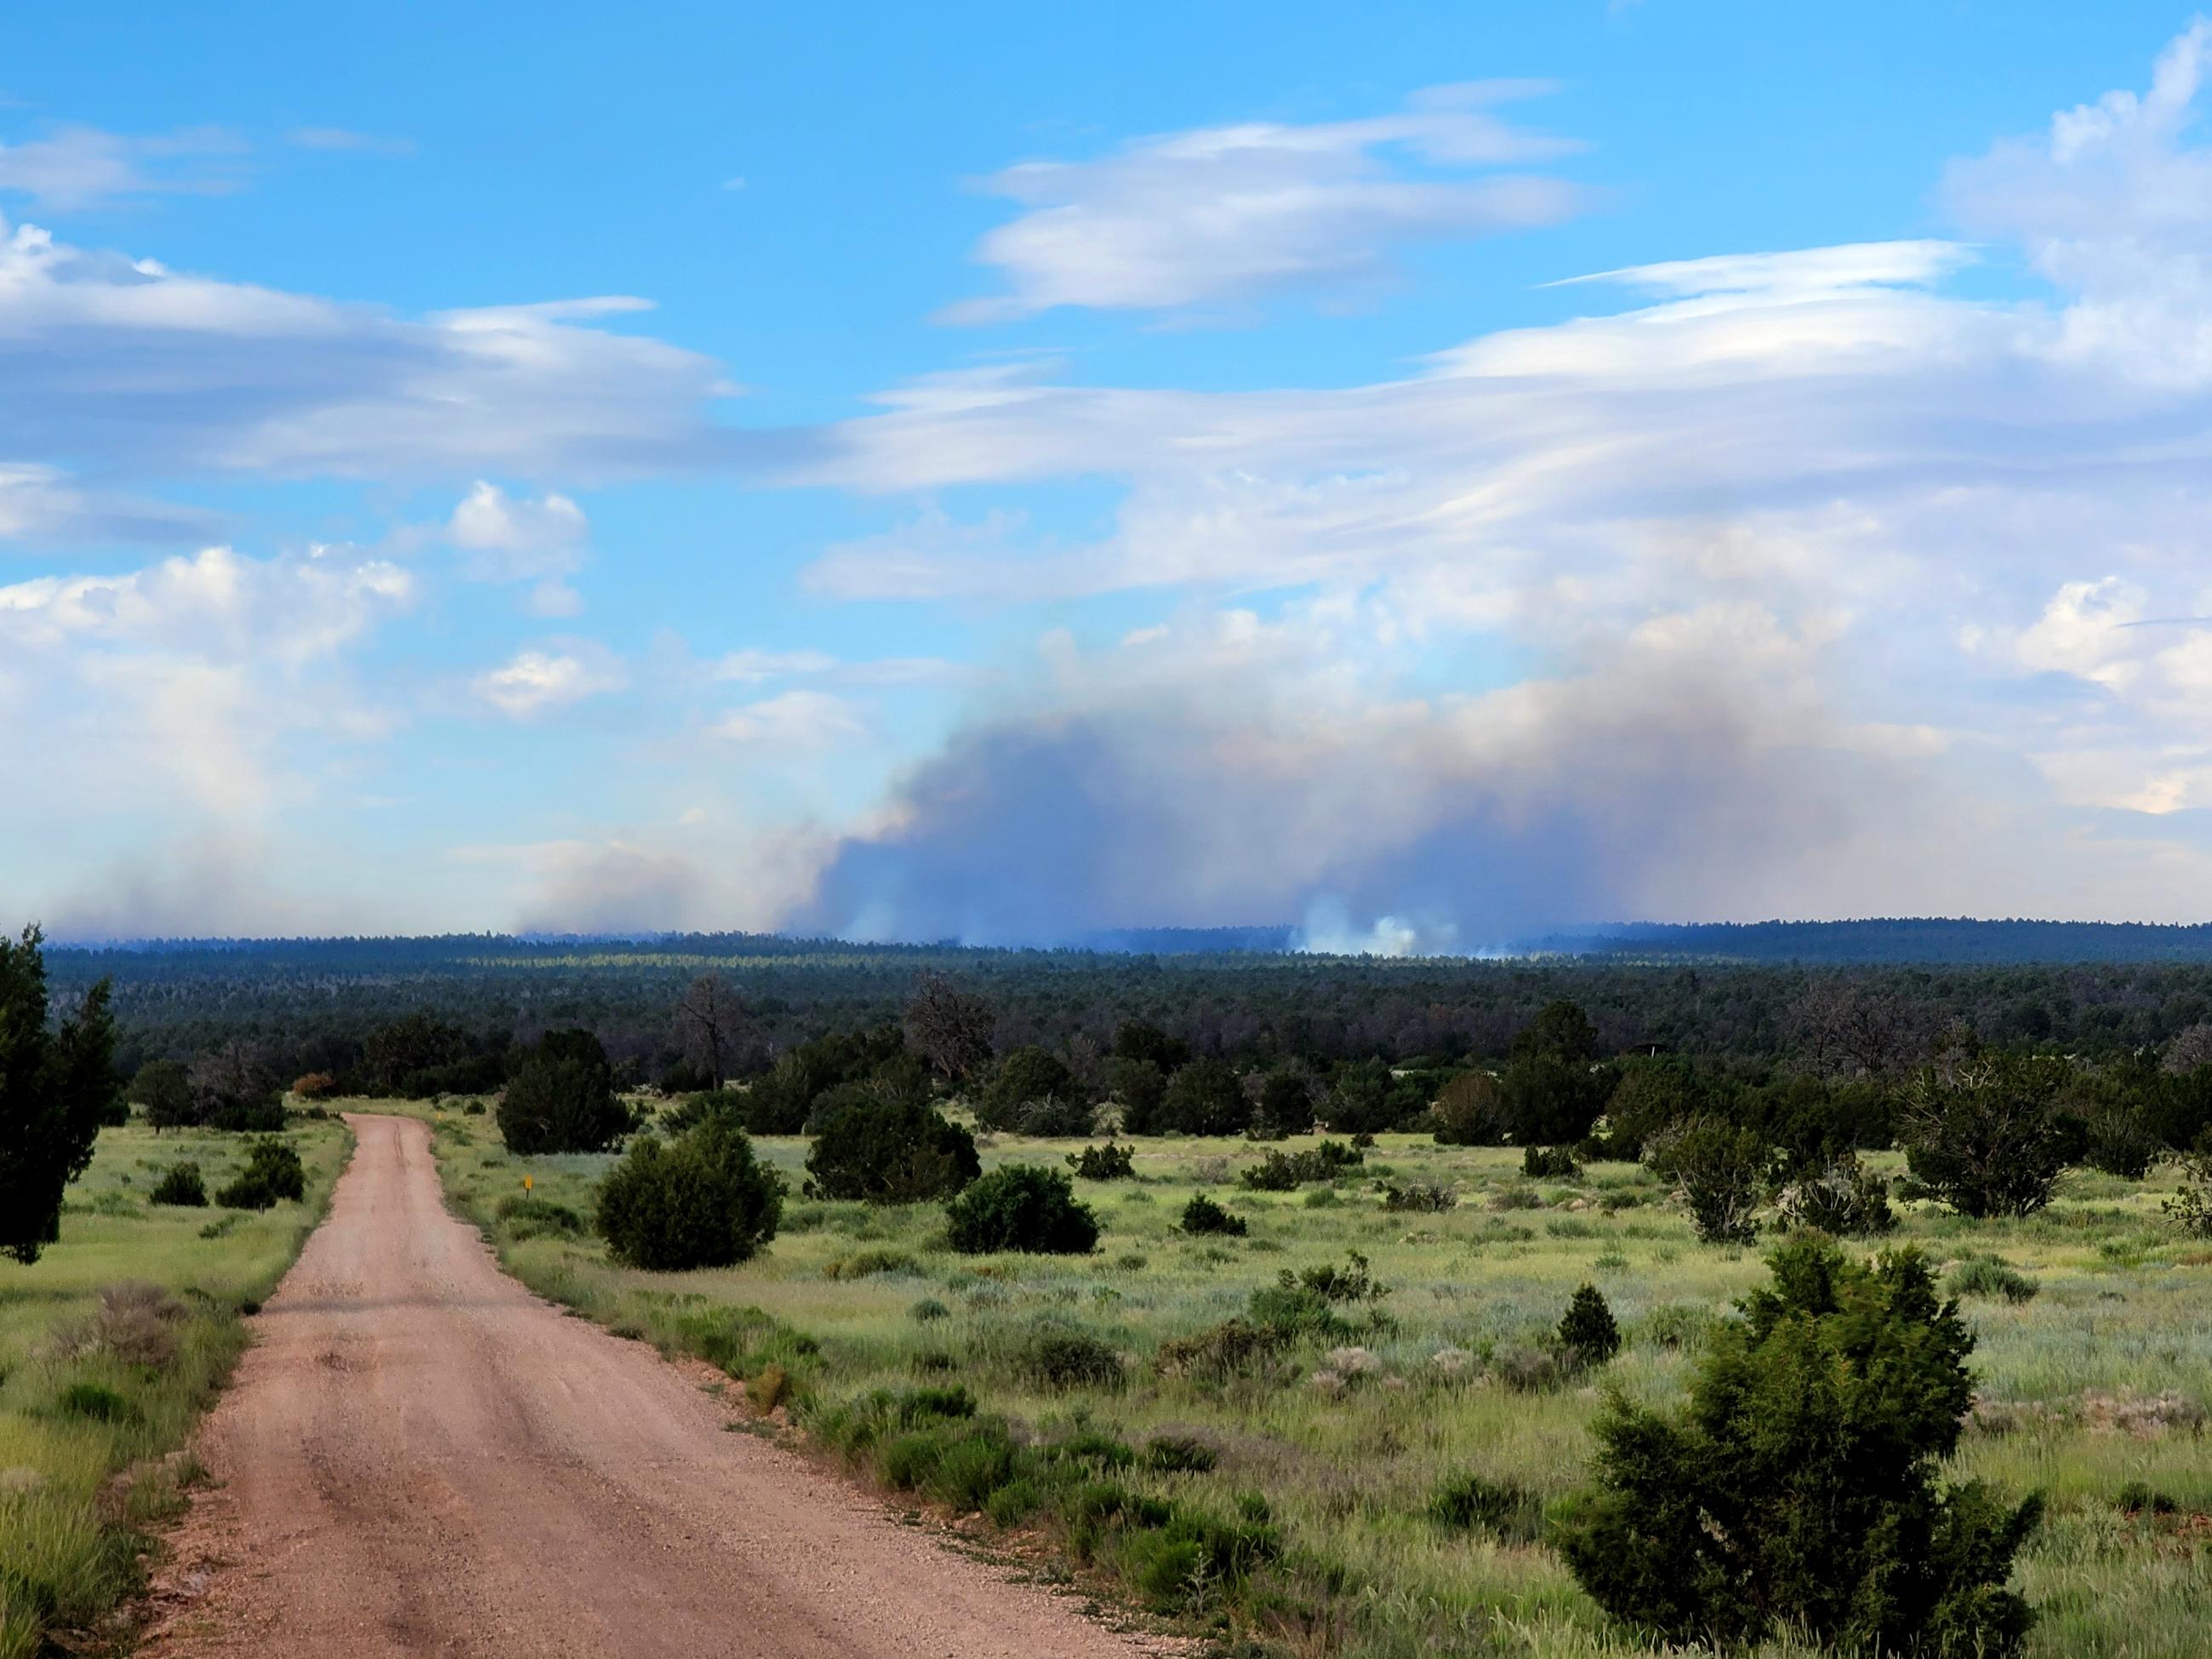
[805,1094,978,1202]
[1558,1236,2040,1656]
[596,1117,784,1270]
[1160,1058,1250,1136]
[130,1058,196,1132]
[944,1164,1099,1255]
[1556,1283,1621,1367]
[1179,1191,1248,1235]
[1898,1051,2074,1218]
[499,1029,629,1154]
[1654,1116,1770,1244]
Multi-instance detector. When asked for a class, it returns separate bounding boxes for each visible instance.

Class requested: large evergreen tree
[1,926,122,1263]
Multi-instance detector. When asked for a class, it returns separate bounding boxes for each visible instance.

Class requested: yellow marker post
[523,1175,533,1193]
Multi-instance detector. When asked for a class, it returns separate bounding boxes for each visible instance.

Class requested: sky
[9,3,2212,948]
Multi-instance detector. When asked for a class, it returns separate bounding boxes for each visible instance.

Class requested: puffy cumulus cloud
[0,122,245,209]
[0,215,744,489]
[471,641,626,718]
[0,542,413,922]
[786,26,2212,941]
[941,82,1588,322]
[444,481,590,615]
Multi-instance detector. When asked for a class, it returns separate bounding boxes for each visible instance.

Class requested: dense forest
[37,926,2212,1088]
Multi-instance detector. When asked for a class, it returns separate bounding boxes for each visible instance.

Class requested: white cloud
[0,214,742,487]
[471,642,625,717]
[443,481,590,613]
[0,123,244,209]
[709,689,865,747]
[941,83,1588,322]
[711,647,840,683]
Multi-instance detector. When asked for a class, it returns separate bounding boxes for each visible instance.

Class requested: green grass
[402,1097,2212,1658]
[0,1117,351,1659]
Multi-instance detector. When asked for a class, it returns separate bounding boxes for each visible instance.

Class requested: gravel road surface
[142,1112,1169,1658]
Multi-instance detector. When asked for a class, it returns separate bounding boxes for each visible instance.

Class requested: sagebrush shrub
[1238,1139,1363,1191]
[944,1164,1099,1255]
[1179,1192,1246,1236]
[149,1162,207,1207]
[1558,1236,2042,1656]
[496,1193,585,1240]
[1947,1252,2038,1303]
[1381,1181,1456,1213]
[595,1117,784,1270]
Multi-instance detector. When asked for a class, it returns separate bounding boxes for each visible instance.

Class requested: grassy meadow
[0,1118,351,1659]
[395,1098,2212,1659]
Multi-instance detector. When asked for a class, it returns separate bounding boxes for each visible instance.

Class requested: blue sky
[8,3,2212,944]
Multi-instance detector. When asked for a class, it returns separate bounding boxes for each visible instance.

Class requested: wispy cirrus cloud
[0,121,246,208]
[942,82,1590,322]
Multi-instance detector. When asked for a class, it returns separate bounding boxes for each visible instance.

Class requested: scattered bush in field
[2164,1150,2212,1237]
[499,1029,628,1154]
[822,1247,919,1280]
[1155,1317,1290,1382]
[1491,1347,1567,1394]
[806,1095,979,1204]
[1777,1151,1896,1236]
[496,1193,585,1240]
[909,1297,950,1323]
[216,1138,305,1209]
[1239,1139,1363,1191]
[595,1118,784,1271]
[1179,1192,1246,1236]
[1066,1141,1137,1181]
[1557,1235,2042,1657]
[1556,1284,1621,1368]
[57,1382,137,1423]
[1022,1328,1126,1390]
[1898,1051,2074,1218]
[290,1071,337,1101]
[1281,1251,1384,1306]
[1381,1181,1456,1213]
[53,1282,187,1370]
[2117,1480,2179,1515]
[976,1046,1096,1137]
[1948,1253,2039,1304]
[944,1165,1099,1255]
[1431,1069,1507,1145]
[1522,1144,1582,1180]
[1654,1116,1770,1244]
[1430,1473,1544,1543]
[1143,1434,1218,1474]
[149,1162,208,1207]
[1488,1183,1543,1211]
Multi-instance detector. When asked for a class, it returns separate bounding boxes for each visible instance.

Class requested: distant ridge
[1514,918,2212,966]
[41,916,2212,967]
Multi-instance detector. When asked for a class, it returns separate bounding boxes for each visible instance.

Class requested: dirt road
[144,1113,1168,1658]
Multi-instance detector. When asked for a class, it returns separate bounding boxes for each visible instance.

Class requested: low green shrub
[1143,1433,1219,1474]
[1522,1145,1582,1179]
[1430,1473,1545,1543]
[1381,1181,1456,1212]
[215,1137,305,1209]
[149,1162,207,1207]
[944,1165,1100,1255]
[595,1118,784,1270]
[56,1382,136,1423]
[1179,1192,1247,1236]
[1948,1252,2039,1303]
[496,1193,585,1240]
[1066,1141,1137,1180]
[1021,1328,1126,1390]
[1239,1139,1364,1192]
[1556,1283,1622,1367]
